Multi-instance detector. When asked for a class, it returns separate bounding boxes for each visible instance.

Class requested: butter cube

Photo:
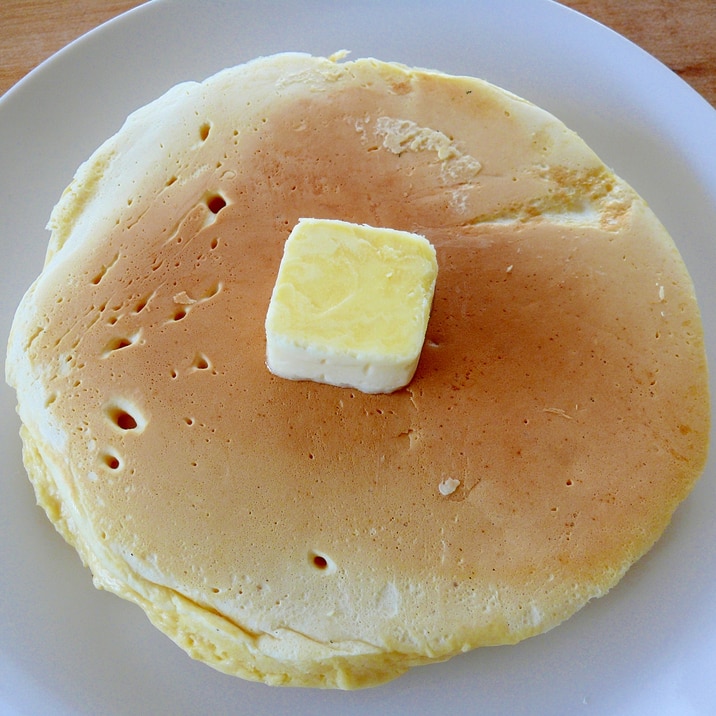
[265,218,438,394]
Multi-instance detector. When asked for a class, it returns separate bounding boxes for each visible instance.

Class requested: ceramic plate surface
[1,1,714,714]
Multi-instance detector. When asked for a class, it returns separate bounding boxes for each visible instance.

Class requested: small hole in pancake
[172,308,188,322]
[133,295,151,314]
[191,354,211,371]
[206,194,227,214]
[202,282,222,300]
[102,453,121,470]
[115,410,137,430]
[103,331,141,356]
[105,337,131,352]
[199,122,211,141]
[104,400,146,433]
[309,550,334,572]
[313,555,328,570]
[91,268,108,285]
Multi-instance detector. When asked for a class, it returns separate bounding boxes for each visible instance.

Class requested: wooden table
[2,0,715,107]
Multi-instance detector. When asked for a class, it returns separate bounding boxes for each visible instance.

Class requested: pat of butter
[265,218,438,394]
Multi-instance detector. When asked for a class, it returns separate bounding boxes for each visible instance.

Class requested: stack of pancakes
[5,53,710,688]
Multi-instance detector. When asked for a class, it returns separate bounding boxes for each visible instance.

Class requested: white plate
[1,1,714,714]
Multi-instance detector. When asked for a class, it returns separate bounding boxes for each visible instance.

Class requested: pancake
[5,52,710,689]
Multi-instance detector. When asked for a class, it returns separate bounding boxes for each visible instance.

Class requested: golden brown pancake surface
[5,53,710,688]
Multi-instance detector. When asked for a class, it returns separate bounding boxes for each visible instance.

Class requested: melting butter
[265,218,438,393]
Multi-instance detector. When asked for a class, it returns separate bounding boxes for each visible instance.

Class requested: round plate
[1,1,714,713]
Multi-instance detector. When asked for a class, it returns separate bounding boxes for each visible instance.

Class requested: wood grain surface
[1,0,714,106]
